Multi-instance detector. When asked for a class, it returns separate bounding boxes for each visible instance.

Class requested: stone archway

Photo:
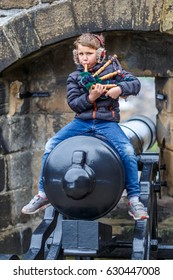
[0,0,168,73]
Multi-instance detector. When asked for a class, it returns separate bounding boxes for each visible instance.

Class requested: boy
[22,33,149,220]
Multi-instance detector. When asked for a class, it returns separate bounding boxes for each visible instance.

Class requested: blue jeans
[38,118,140,199]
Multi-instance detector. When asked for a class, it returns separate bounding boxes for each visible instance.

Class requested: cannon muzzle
[43,115,156,220]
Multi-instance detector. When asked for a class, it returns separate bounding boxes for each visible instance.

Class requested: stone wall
[1,0,173,255]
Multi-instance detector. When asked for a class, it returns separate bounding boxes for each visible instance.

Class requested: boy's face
[77,44,97,69]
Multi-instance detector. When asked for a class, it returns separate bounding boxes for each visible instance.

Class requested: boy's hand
[88,83,106,103]
[105,86,122,99]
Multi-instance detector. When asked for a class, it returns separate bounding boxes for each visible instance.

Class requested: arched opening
[1,28,173,254]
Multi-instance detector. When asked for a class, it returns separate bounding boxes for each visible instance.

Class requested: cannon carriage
[3,115,173,260]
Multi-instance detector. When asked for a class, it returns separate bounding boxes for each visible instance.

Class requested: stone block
[30,87,69,114]
[160,149,173,196]
[157,112,173,150]
[31,114,47,149]
[0,0,38,9]
[0,81,8,115]
[0,189,31,228]
[0,115,32,153]
[0,157,5,192]
[0,226,32,255]
[160,0,173,34]
[8,80,26,117]
[0,29,18,72]
[104,0,162,31]
[0,193,12,228]
[31,2,76,46]
[6,151,32,190]
[72,0,105,33]
[4,13,41,59]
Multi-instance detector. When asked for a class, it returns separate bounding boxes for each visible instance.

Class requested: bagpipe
[79,54,121,92]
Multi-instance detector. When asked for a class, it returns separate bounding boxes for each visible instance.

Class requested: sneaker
[128,201,149,220]
[21,194,50,214]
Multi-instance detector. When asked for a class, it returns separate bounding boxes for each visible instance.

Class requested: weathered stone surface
[0,0,38,9]
[0,157,5,192]
[0,193,12,228]
[159,149,173,196]
[160,0,173,34]
[3,13,41,58]
[31,114,47,149]
[30,2,76,46]
[104,0,162,31]
[72,0,105,33]
[105,31,173,77]
[7,151,32,190]
[0,29,18,72]
[0,226,32,255]
[157,111,173,150]
[0,189,31,227]
[0,80,8,115]
[0,116,32,152]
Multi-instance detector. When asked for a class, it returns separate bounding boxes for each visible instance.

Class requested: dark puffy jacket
[66,58,141,122]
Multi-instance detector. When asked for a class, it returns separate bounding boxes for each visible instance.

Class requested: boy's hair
[73,33,104,49]
[73,33,106,65]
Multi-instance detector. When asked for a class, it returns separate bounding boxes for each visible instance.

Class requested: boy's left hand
[105,86,122,99]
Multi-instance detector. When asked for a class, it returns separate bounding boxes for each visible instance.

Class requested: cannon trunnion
[3,115,173,260]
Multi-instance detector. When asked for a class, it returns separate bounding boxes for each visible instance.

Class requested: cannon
[7,115,173,260]
[43,115,155,221]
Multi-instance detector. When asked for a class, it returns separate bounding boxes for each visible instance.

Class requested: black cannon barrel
[43,115,156,220]
[120,115,156,155]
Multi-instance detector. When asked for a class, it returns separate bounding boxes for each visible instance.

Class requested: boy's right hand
[88,83,106,103]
